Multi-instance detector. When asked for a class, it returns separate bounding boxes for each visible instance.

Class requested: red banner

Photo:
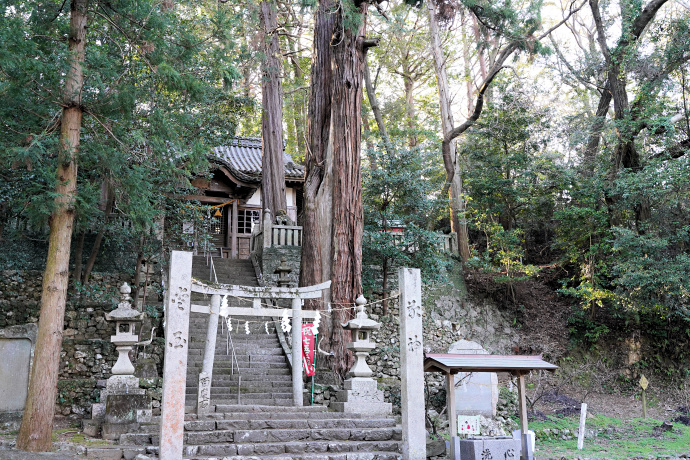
[302,323,316,377]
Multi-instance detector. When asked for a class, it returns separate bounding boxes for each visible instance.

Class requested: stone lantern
[95,282,151,440]
[343,295,379,378]
[331,295,392,415]
[274,258,292,287]
[105,282,144,376]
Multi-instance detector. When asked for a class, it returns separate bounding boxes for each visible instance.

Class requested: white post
[291,297,303,406]
[577,403,588,450]
[399,267,425,460]
[159,251,193,460]
[198,294,220,414]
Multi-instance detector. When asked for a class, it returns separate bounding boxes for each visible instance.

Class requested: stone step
[130,427,398,446]
[187,367,290,376]
[213,404,331,413]
[186,383,291,393]
[189,374,292,383]
[200,411,367,421]
[122,415,393,441]
[188,337,282,345]
[186,347,285,356]
[182,441,402,458]
[187,397,295,406]
[185,390,293,400]
[188,362,288,370]
[186,354,286,364]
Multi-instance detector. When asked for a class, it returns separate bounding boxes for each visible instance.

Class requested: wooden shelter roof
[424,353,558,374]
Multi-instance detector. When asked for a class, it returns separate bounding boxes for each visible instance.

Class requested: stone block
[92,402,106,421]
[86,447,124,459]
[330,401,393,416]
[344,378,378,392]
[123,448,147,460]
[426,439,446,457]
[0,324,36,412]
[102,421,138,441]
[82,419,100,438]
[459,437,520,460]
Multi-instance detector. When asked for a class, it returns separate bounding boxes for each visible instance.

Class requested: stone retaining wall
[0,270,165,416]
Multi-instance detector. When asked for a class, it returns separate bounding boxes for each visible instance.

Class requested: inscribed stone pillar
[159,251,193,460]
[198,294,220,414]
[399,267,425,460]
[291,296,303,407]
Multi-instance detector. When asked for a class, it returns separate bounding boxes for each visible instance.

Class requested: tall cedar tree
[301,0,375,378]
[6,0,242,450]
[16,0,88,450]
[261,1,287,217]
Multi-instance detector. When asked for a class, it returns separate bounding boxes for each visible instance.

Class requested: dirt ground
[533,385,678,422]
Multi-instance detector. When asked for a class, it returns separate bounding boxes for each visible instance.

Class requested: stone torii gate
[158,251,329,460]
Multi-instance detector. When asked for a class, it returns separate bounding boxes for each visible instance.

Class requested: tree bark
[300,0,335,309]
[364,59,394,156]
[427,0,471,262]
[260,1,287,218]
[16,0,88,451]
[328,2,367,379]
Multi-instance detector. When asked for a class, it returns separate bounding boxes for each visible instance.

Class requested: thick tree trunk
[16,0,88,451]
[427,0,471,262]
[300,0,335,308]
[260,1,287,218]
[329,3,367,379]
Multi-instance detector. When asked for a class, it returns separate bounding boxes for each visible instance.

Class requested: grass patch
[536,415,690,459]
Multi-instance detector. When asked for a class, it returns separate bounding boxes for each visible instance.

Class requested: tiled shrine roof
[211,137,304,183]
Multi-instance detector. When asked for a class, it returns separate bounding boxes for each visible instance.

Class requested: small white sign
[458,415,480,435]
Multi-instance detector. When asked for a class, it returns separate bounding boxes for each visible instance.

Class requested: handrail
[209,256,218,284]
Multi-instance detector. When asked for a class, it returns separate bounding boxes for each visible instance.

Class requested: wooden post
[224,205,231,251]
[516,372,533,460]
[639,375,649,418]
[291,297,303,406]
[231,200,239,259]
[577,403,587,450]
[446,372,460,460]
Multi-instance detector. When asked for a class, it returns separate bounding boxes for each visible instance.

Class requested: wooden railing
[271,225,302,246]
[250,209,303,253]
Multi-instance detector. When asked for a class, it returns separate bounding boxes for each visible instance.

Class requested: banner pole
[311,333,317,406]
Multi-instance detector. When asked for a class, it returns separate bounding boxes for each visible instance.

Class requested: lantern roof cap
[342,295,380,331]
[106,282,145,322]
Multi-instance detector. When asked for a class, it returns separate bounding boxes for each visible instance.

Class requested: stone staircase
[118,405,402,459]
[192,256,259,287]
[185,313,294,407]
[111,255,402,459]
